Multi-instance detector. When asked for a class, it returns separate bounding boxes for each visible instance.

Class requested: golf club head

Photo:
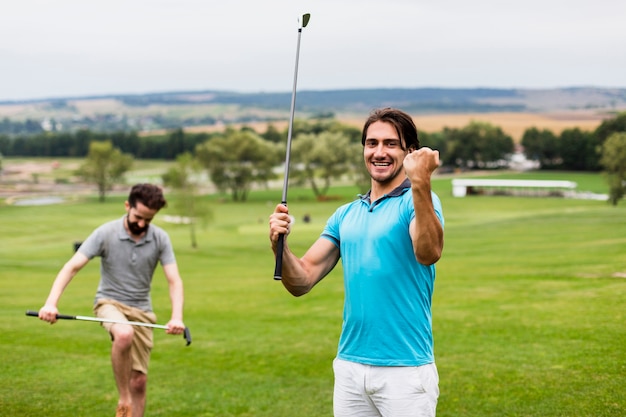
[301,13,310,28]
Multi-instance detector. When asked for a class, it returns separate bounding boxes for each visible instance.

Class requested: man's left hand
[166,319,185,335]
[404,147,440,183]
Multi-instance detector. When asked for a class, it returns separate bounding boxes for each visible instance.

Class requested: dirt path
[1,160,95,201]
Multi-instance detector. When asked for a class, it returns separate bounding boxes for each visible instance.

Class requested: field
[1,163,625,416]
[0,93,609,142]
[164,110,609,143]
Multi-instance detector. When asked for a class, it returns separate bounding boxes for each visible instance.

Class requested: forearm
[269,203,339,295]
[167,279,184,321]
[44,262,80,307]
[273,238,338,297]
[273,241,315,296]
[411,183,444,265]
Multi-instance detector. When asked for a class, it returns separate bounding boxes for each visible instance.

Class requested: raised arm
[404,147,444,265]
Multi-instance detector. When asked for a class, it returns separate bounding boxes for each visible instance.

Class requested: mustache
[126,215,149,234]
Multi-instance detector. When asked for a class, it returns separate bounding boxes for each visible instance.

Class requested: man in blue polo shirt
[269,107,444,416]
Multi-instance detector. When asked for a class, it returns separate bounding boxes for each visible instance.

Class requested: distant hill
[1,87,625,134]
[4,87,626,112]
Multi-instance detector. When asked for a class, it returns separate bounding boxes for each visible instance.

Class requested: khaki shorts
[94,299,157,375]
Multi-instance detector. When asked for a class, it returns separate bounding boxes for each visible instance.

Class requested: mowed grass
[1,171,625,416]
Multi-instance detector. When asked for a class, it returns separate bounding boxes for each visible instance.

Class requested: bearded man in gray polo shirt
[38,183,186,417]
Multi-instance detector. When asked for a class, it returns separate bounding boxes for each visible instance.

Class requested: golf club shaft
[275,14,310,280]
[26,310,192,345]
[27,310,167,328]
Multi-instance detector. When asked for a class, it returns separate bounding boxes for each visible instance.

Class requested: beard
[126,215,149,235]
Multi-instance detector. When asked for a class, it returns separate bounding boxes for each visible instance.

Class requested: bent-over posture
[38,183,186,417]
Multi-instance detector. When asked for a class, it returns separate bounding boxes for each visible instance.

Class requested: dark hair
[361,107,420,151]
[128,183,167,210]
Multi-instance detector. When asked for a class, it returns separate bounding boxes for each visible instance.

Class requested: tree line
[2,112,626,204]
[0,128,213,160]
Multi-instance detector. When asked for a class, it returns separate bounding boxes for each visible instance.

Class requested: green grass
[1,169,625,416]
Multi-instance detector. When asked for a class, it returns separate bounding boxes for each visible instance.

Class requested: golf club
[274,12,311,281]
[26,310,192,346]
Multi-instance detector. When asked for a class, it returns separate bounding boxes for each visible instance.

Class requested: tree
[521,127,560,169]
[0,135,9,156]
[162,152,212,248]
[445,122,514,169]
[420,131,447,155]
[165,128,186,159]
[347,141,371,194]
[599,132,626,205]
[261,124,284,143]
[195,128,281,201]
[76,141,133,202]
[326,121,362,144]
[595,112,626,143]
[290,131,355,199]
[559,128,600,171]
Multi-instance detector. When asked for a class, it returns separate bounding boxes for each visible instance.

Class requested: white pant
[333,358,439,417]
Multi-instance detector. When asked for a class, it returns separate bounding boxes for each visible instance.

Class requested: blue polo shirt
[321,179,444,366]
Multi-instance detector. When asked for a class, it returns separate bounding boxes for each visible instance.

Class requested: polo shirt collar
[359,178,411,203]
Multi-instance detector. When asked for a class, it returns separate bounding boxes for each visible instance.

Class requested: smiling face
[363,120,409,189]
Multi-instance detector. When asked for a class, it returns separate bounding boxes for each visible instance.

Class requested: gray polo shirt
[78,216,176,312]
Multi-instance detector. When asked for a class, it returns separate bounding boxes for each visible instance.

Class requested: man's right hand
[269,204,292,248]
[38,305,59,324]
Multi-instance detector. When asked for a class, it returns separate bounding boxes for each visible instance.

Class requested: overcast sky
[1,0,625,101]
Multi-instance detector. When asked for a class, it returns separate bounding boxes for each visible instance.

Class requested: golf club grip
[184,327,192,346]
[26,310,76,320]
[274,234,285,280]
